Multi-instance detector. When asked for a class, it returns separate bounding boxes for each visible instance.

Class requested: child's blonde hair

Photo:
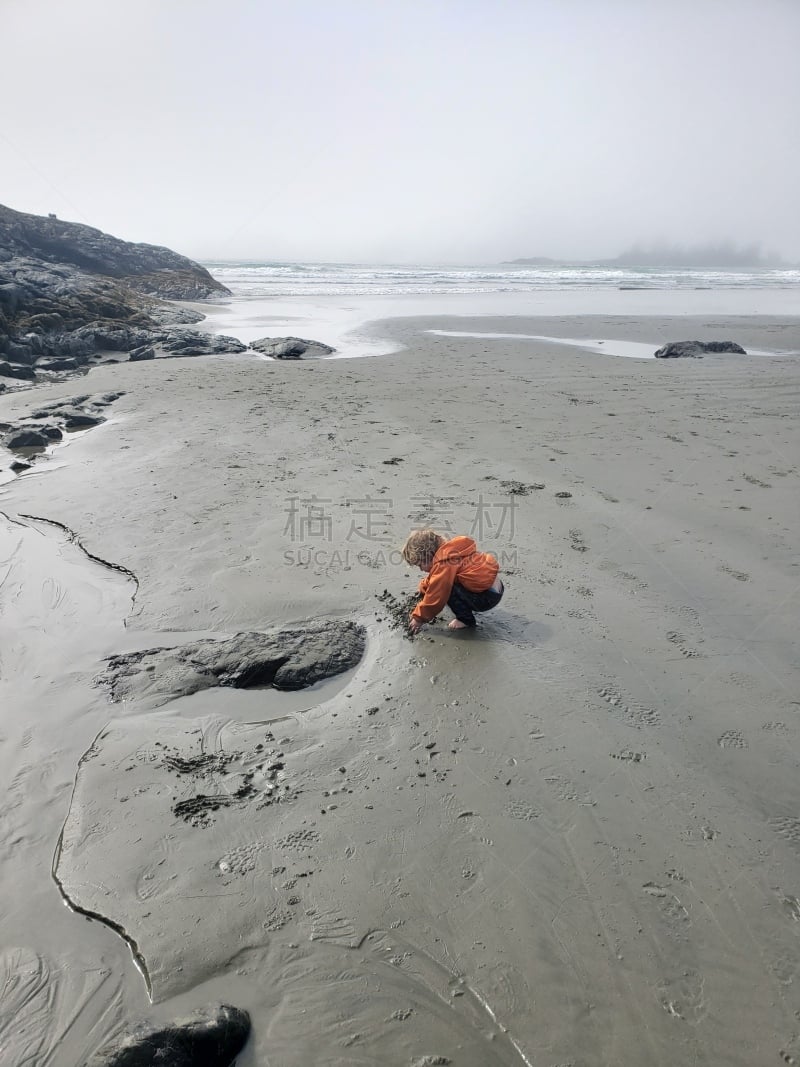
[402,529,444,567]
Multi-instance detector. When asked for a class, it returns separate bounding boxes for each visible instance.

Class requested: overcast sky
[2,0,799,263]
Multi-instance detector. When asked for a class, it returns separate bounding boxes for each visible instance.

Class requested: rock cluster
[0,203,243,379]
[1,391,122,474]
[0,204,342,392]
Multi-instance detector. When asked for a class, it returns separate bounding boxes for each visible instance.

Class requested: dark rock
[59,408,105,429]
[129,345,155,362]
[0,203,236,370]
[36,356,80,371]
[49,323,157,357]
[654,340,747,359]
[29,424,63,441]
[2,339,40,364]
[250,335,336,360]
[148,304,205,326]
[704,341,748,353]
[86,1004,250,1067]
[0,381,5,393]
[159,329,247,356]
[98,620,366,704]
[4,429,49,450]
[0,203,229,300]
[10,460,31,472]
[0,361,36,380]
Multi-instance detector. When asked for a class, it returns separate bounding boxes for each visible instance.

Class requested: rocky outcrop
[0,203,241,377]
[0,204,228,299]
[97,620,366,705]
[1,393,122,475]
[654,340,747,359]
[251,335,336,360]
[86,1005,250,1067]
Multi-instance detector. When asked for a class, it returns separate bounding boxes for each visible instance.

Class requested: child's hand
[408,616,424,634]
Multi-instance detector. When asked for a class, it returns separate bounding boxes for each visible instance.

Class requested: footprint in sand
[569,529,588,552]
[262,903,292,933]
[666,631,703,658]
[617,569,648,592]
[611,750,646,763]
[504,799,540,821]
[720,563,750,582]
[217,839,268,877]
[728,671,758,691]
[543,774,591,804]
[598,686,660,728]
[643,883,691,939]
[772,953,800,986]
[718,730,748,749]
[770,816,800,849]
[657,969,707,1023]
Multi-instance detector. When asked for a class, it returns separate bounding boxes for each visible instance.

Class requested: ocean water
[198,261,800,359]
[204,261,800,297]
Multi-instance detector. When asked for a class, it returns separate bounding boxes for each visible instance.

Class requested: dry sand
[1,314,799,1065]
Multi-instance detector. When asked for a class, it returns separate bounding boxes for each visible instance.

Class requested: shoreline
[1,309,799,1065]
[192,286,800,360]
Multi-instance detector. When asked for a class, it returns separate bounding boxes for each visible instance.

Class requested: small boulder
[28,424,63,441]
[59,408,105,429]
[654,340,747,359]
[129,345,155,362]
[4,429,49,450]
[86,1004,250,1067]
[0,361,36,380]
[36,356,80,372]
[10,460,31,472]
[250,335,336,360]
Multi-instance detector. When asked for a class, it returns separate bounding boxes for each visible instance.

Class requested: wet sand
[1,313,799,1065]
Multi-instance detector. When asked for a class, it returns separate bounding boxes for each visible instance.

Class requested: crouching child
[401,529,504,634]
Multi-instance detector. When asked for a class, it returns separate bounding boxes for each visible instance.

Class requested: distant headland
[506,242,794,269]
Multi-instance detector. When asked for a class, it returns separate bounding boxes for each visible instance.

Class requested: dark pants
[447,580,504,626]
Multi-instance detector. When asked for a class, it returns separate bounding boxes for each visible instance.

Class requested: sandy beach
[1,312,799,1065]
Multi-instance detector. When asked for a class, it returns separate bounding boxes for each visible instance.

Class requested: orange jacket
[412,535,499,623]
